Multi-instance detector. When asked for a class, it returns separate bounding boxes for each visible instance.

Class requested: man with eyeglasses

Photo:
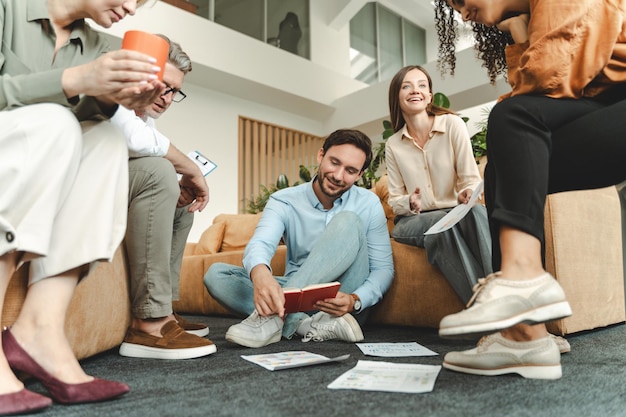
[111,35,215,360]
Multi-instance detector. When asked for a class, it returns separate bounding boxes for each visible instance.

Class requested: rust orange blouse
[504,0,626,99]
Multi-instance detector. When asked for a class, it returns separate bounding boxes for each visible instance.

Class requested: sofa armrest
[3,246,131,360]
[175,246,287,316]
[183,243,198,256]
[545,187,625,335]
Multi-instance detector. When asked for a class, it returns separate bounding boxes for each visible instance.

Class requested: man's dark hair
[322,129,372,172]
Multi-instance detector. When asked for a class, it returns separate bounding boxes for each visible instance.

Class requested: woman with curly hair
[433,0,626,380]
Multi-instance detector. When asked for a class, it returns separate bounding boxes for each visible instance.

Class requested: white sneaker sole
[339,313,364,342]
[439,301,573,339]
[225,330,281,348]
[185,327,209,337]
[443,361,562,380]
[119,342,216,359]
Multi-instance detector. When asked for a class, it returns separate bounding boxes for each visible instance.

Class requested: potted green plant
[357,120,394,189]
[245,166,314,213]
[435,92,491,162]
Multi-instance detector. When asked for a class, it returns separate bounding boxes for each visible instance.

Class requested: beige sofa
[371,175,626,335]
[174,213,286,316]
[176,179,626,336]
[2,247,131,360]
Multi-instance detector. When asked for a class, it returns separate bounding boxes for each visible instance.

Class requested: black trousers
[484,93,626,270]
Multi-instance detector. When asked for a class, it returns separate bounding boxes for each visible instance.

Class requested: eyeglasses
[162,84,187,103]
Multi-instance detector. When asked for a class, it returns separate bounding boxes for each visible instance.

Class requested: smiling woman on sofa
[0,0,161,414]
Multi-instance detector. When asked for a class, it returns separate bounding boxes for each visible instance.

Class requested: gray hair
[155,34,192,74]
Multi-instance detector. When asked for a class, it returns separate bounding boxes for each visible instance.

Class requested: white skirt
[0,103,128,283]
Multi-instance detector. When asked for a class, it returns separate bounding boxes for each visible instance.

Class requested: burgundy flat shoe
[2,328,130,404]
[0,388,51,416]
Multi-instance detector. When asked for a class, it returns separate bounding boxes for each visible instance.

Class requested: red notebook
[283,282,341,313]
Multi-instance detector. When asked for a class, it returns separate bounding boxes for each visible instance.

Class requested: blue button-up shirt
[243,180,394,309]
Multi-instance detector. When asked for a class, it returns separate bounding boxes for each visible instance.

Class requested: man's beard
[316,172,349,199]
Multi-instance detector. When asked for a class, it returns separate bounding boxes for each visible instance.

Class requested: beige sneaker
[119,321,216,359]
[478,333,571,354]
[439,272,572,339]
[443,333,562,380]
[550,334,571,354]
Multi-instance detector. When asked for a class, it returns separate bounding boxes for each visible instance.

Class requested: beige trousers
[126,156,194,318]
[0,104,128,283]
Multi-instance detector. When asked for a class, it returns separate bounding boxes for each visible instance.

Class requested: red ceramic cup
[121,30,169,81]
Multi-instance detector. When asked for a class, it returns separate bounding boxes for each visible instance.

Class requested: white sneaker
[439,272,572,339]
[302,312,364,343]
[225,310,283,348]
[443,332,562,380]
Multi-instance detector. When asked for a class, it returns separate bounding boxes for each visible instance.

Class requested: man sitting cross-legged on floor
[111,36,215,359]
[204,129,394,348]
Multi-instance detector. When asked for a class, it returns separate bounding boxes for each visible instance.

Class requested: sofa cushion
[374,175,396,233]
[195,221,226,255]
[214,213,262,252]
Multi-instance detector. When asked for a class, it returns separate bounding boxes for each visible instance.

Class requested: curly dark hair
[433,0,513,84]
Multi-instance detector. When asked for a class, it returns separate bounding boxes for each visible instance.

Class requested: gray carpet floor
[22,315,626,417]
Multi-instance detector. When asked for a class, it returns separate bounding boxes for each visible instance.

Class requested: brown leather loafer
[174,313,209,337]
[119,320,216,360]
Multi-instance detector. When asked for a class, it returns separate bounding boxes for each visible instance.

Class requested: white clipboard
[187,150,217,177]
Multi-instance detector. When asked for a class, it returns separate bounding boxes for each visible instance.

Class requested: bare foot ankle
[501,323,548,342]
[131,316,172,337]
[498,267,547,281]
[0,366,24,396]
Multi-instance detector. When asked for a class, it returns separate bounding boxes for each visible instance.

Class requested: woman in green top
[0,0,162,414]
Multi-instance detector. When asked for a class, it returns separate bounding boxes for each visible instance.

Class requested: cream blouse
[385,114,482,217]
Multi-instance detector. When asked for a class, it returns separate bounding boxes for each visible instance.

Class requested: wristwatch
[350,293,362,312]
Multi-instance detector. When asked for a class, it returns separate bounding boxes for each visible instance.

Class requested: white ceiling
[96,1,501,135]
[323,0,436,31]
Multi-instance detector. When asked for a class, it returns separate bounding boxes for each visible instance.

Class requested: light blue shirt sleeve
[242,199,287,274]
[242,181,394,310]
[110,106,170,157]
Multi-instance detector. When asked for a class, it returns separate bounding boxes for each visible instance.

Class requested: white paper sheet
[356,342,438,357]
[327,360,441,393]
[424,181,484,235]
[241,351,350,371]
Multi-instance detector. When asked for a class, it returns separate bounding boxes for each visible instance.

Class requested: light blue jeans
[204,211,369,338]
[391,205,492,303]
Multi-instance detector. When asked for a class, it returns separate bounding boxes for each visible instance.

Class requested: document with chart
[424,181,483,235]
[327,360,441,393]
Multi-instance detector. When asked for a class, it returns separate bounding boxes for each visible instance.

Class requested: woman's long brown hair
[388,65,457,133]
